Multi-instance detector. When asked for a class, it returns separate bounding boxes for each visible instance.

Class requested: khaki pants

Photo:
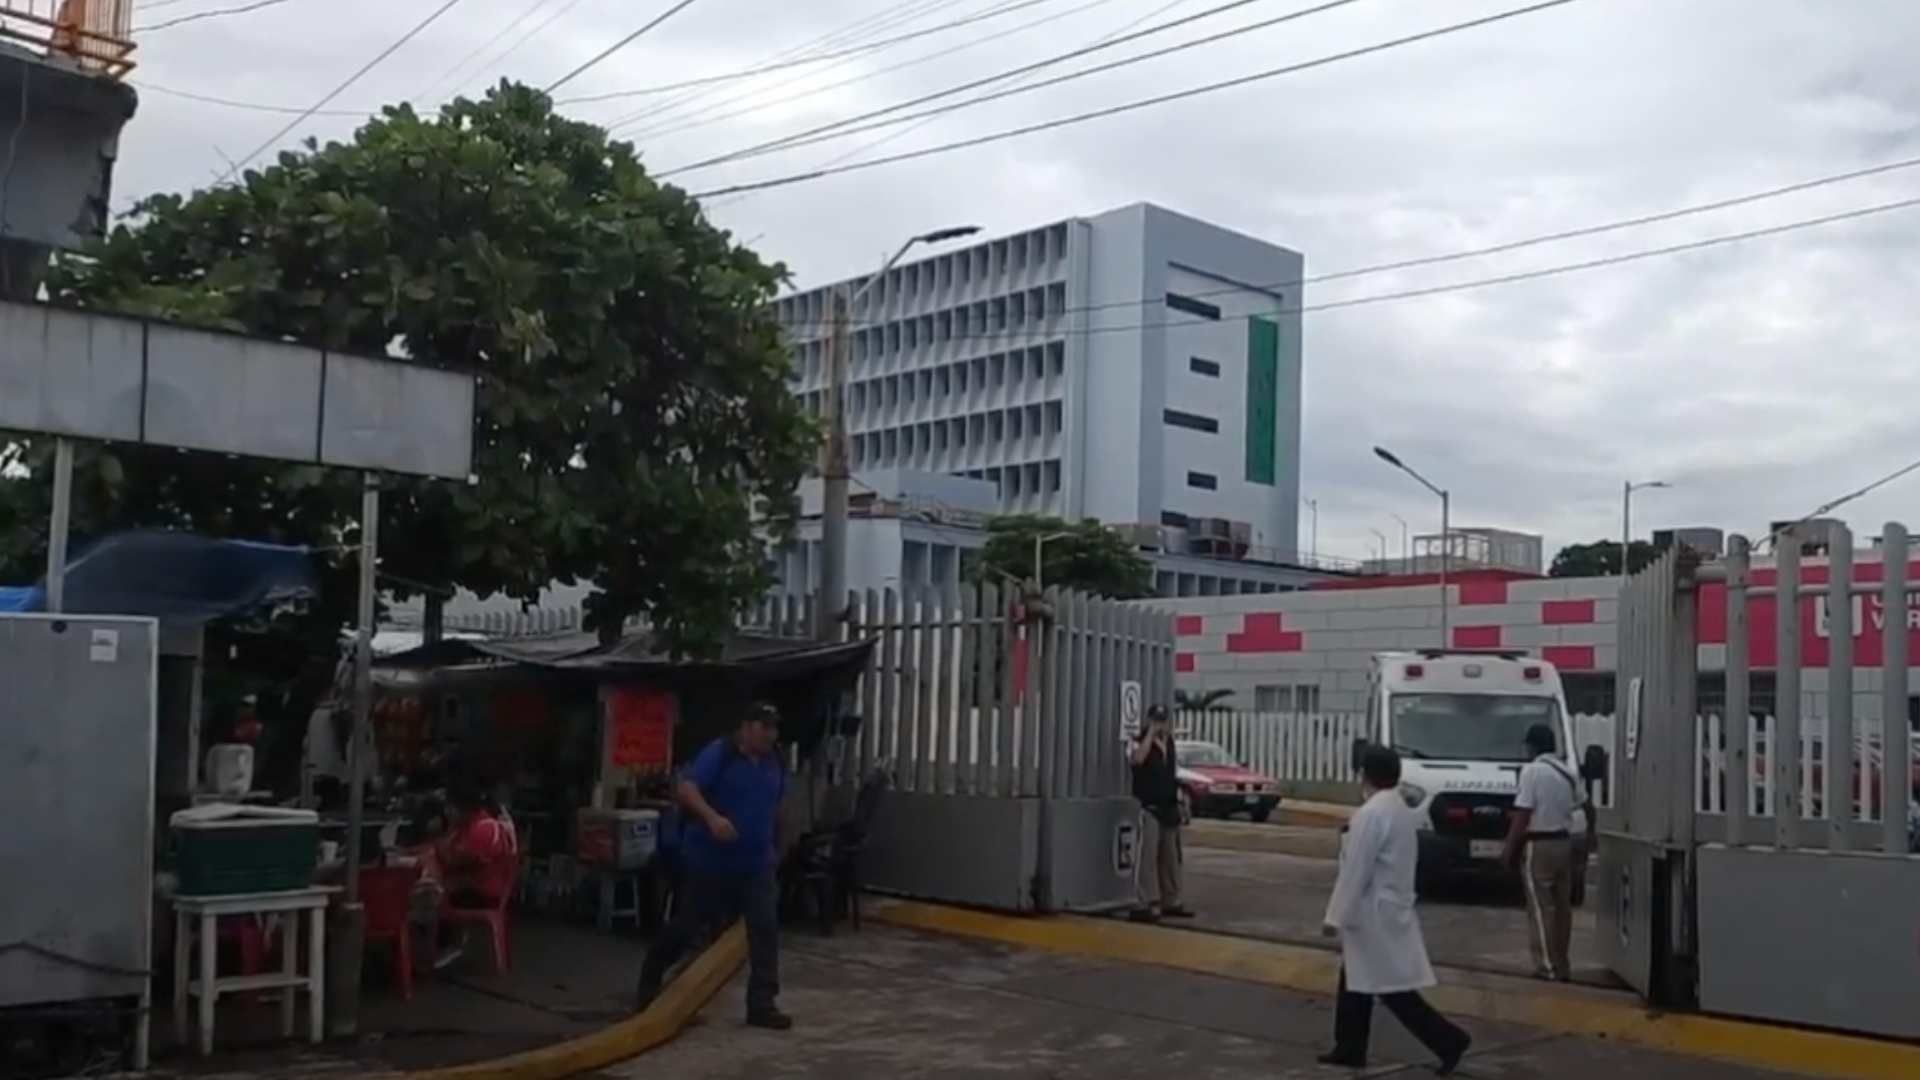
[1137,812,1183,910]
[1523,836,1574,980]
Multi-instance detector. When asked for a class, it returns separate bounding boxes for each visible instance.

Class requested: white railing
[1172,711,1368,787]
[1691,713,1911,821]
[1171,709,1621,804]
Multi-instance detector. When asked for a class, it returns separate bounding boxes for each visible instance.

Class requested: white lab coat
[1323,788,1437,994]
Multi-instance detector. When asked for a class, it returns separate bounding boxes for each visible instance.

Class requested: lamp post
[819,224,981,639]
[1390,512,1409,573]
[1375,447,1450,644]
[1369,528,1388,569]
[1302,497,1319,563]
[1622,480,1672,592]
[1032,530,1073,590]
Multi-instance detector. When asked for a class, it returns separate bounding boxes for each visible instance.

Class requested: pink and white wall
[1155,575,1620,712]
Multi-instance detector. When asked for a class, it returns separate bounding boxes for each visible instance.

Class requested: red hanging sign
[607,687,674,770]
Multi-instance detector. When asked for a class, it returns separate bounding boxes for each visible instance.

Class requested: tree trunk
[424,593,444,644]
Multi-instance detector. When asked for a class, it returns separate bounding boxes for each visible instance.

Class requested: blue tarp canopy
[0,530,317,623]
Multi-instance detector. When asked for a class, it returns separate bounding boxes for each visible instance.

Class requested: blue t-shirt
[679,738,786,876]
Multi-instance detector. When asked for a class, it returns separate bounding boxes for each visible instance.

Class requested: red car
[1176,739,1282,822]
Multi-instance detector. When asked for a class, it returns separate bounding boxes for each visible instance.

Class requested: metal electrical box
[0,614,158,1053]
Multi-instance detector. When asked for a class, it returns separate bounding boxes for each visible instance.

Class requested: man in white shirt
[1501,723,1593,982]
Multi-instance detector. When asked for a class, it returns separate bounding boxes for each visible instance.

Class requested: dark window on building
[1160,510,1190,529]
[1165,292,1222,320]
[1187,471,1218,491]
[1189,357,1221,377]
[1163,408,1219,434]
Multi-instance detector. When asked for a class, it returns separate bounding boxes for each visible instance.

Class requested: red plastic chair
[359,865,423,998]
[440,863,517,974]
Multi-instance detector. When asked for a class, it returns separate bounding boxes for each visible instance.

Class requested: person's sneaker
[1316,1050,1365,1068]
[746,1008,794,1031]
[1126,908,1161,924]
[1161,906,1196,919]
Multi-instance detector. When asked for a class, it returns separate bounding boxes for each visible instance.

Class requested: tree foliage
[10,83,814,655]
[968,515,1154,599]
[1549,539,1660,579]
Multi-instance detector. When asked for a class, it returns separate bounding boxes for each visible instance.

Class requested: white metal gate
[1600,524,1920,1038]
[835,584,1175,912]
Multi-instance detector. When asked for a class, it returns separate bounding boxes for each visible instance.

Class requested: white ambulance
[1360,649,1602,902]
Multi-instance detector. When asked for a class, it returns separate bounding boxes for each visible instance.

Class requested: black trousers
[638,868,779,1015]
[1332,968,1468,1062]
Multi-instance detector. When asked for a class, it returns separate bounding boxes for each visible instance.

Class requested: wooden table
[171,887,337,1055]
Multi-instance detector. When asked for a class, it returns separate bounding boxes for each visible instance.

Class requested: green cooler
[170,805,320,896]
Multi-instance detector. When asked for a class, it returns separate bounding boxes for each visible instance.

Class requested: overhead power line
[136,0,300,33]
[613,0,1135,142]
[134,79,365,117]
[558,0,1063,105]
[609,0,999,137]
[876,151,1920,325]
[447,0,594,100]
[769,193,1920,338]
[221,0,470,181]
[543,0,706,95]
[414,0,558,103]
[689,0,1579,200]
[663,0,1365,176]
[696,0,1204,212]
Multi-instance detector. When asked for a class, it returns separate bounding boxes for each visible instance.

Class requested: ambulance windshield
[1388,694,1559,763]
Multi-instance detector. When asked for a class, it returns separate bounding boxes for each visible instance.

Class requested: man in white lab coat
[1319,745,1471,1073]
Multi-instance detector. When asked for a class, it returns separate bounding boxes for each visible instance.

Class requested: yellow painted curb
[408,923,747,1080]
[871,900,1920,1080]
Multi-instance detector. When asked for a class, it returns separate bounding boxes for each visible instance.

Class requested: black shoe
[1316,1050,1366,1068]
[747,1008,793,1031]
[1162,906,1196,919]
[1127,908,1160,924]
[1435,1034,1472,1076]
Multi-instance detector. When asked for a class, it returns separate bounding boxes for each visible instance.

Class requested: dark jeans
[638,867,779,1015]
[1332,968,1468,1063]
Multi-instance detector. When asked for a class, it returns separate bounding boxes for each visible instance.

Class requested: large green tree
[1549,539,1659,579]
[9,82,813,654]
[968,514,1155,599]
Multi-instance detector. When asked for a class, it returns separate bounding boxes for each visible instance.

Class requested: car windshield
[1388,693,1559,763]
[1177,741,1237,767]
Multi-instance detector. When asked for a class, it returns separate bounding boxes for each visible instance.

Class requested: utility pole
[817,287,850,640]
[1622,479,1672,592]
[1375,447,1449,646]
[1302,497,1318,563]
[816,225,980,640]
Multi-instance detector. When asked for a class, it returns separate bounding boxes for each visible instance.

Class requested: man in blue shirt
[636,702,790,1029]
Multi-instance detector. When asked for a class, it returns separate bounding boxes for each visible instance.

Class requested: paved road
[629,924,1808,1079]
[1177,842,1608,984]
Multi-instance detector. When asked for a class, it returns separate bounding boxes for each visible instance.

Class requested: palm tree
[1173,688,1237,712]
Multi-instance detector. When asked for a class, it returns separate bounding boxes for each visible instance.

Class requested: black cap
[1524,723,1558,754]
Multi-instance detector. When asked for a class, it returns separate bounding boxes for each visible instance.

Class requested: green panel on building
[1245,317,1279,485]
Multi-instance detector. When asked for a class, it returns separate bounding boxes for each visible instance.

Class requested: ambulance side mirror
[1581,744,1609,782]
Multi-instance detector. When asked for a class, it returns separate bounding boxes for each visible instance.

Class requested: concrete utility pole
[1621,479,1671,592]
[817,225,980,639]
[1375,447,1450,646]
[1301,497,1318,563]
[1390,512,1409,573]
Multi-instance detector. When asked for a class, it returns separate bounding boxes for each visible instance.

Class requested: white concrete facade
[776,202,1305,562]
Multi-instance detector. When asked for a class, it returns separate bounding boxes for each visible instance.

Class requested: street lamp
[1032,530,1074,590]
[1302,497,1319,564]
[1375,446,1451,644]
[1370,528,1388,568]
[1622,480,1672,591]
[1390,512,1409,573]
[819,224,982,638]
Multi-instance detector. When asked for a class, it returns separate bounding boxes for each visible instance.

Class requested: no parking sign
[1120,680,1143,740]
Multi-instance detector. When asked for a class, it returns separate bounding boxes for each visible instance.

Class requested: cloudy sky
[115,0,1920,566]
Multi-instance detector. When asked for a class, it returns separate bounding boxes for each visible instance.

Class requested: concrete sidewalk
[630,923,1818,1080]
